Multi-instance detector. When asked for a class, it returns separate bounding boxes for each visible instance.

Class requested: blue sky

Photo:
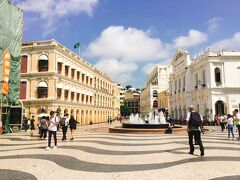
[17,0,240,88]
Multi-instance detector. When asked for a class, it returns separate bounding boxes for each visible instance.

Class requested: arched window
[38,54,48,72]
[153,90,158,97]
[215,68,221,83]
[37,81,48,98]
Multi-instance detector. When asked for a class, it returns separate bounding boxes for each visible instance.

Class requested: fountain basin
[109,125,186,134]
[122,123,169,129]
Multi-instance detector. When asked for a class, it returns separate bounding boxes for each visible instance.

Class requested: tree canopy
[120,105,131,116]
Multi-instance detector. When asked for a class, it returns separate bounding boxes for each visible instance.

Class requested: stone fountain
[122,110,169,129]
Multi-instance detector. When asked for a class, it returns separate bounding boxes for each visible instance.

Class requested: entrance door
[215,101,225,115]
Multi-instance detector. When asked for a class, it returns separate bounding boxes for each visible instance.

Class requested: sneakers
[70,138,74,141]
[200,152,204,156]
[188,151,194,155]
[45,146,57,150]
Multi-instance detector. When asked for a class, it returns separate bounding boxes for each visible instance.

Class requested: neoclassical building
[158,90,169,110]
[140,65,172,114]
[169,49,240,121]
[20,40,114,125]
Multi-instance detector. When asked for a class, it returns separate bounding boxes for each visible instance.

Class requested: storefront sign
[2,50,11,95]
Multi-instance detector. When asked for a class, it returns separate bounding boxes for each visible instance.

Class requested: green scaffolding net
[0,0,23,132]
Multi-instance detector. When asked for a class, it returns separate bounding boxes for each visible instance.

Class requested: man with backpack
[39,116,48,139]
[186,105,204,156]
[60,113,70,141]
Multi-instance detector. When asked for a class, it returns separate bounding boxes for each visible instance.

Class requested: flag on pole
[74,42,80,49]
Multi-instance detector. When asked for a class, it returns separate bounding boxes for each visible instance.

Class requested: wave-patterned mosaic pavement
[0,126,239,180]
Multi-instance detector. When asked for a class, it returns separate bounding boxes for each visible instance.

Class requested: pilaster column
[62,64,65,76]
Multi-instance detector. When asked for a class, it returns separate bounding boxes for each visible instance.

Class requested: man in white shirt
[46,111,59,150]
[186,105,204,156]
[233,109,240,140]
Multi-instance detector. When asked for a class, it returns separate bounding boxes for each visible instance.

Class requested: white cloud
[141,63,158,75]
[174,29,207,48]
[95,58,138,84]
[211,32,240,50]
[85,26,172,62]
[17,0,98,35]
[207,17,222,33]
[85,26,209,84]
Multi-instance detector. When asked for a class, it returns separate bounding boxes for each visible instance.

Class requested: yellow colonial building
[20,40,114,125]
[113,83,120,119]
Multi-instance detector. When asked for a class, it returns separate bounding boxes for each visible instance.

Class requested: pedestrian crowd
[23,112,116,151]
[213,109,240,140]
[23,111,80,151]
[23,107,240,153]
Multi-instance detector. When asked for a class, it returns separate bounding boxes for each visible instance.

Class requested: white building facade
[140,65,172,114]
[116,83,125,105]
[169,49,240,121]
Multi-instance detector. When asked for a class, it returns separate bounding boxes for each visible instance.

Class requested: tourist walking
[46,111,59,150]
[27,118,30,130]
[30,115,35,130]
[69,115,79,141]
[186,105,204,156]
[40,116,48,139]
[60,113,70,141]
[109,116,113,124]
[226,114,234,140]
[23,116,28,132]
[233,109,240,140]
[37,119,41,135]
[220,114,226,132]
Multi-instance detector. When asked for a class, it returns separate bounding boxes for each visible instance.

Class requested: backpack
[189,112,202,128]
[60,118,66,126]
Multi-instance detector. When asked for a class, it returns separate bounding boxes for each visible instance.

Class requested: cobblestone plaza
[0,123,239,180]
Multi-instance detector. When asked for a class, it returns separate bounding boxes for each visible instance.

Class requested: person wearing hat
[186,105,204,156]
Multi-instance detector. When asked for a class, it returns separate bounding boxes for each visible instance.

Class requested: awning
[64,84,70,90]
[38,81,48,87]
[64,61,70,66]
[39,54,48,60]
[71,86,76,92]
[56,83,63,88]
[57,56,63,63]
[76,88,80,93]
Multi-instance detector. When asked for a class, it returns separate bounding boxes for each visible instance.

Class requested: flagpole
[78,47,80,57]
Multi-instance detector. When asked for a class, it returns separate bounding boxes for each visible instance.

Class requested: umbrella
[38,113,49,117]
